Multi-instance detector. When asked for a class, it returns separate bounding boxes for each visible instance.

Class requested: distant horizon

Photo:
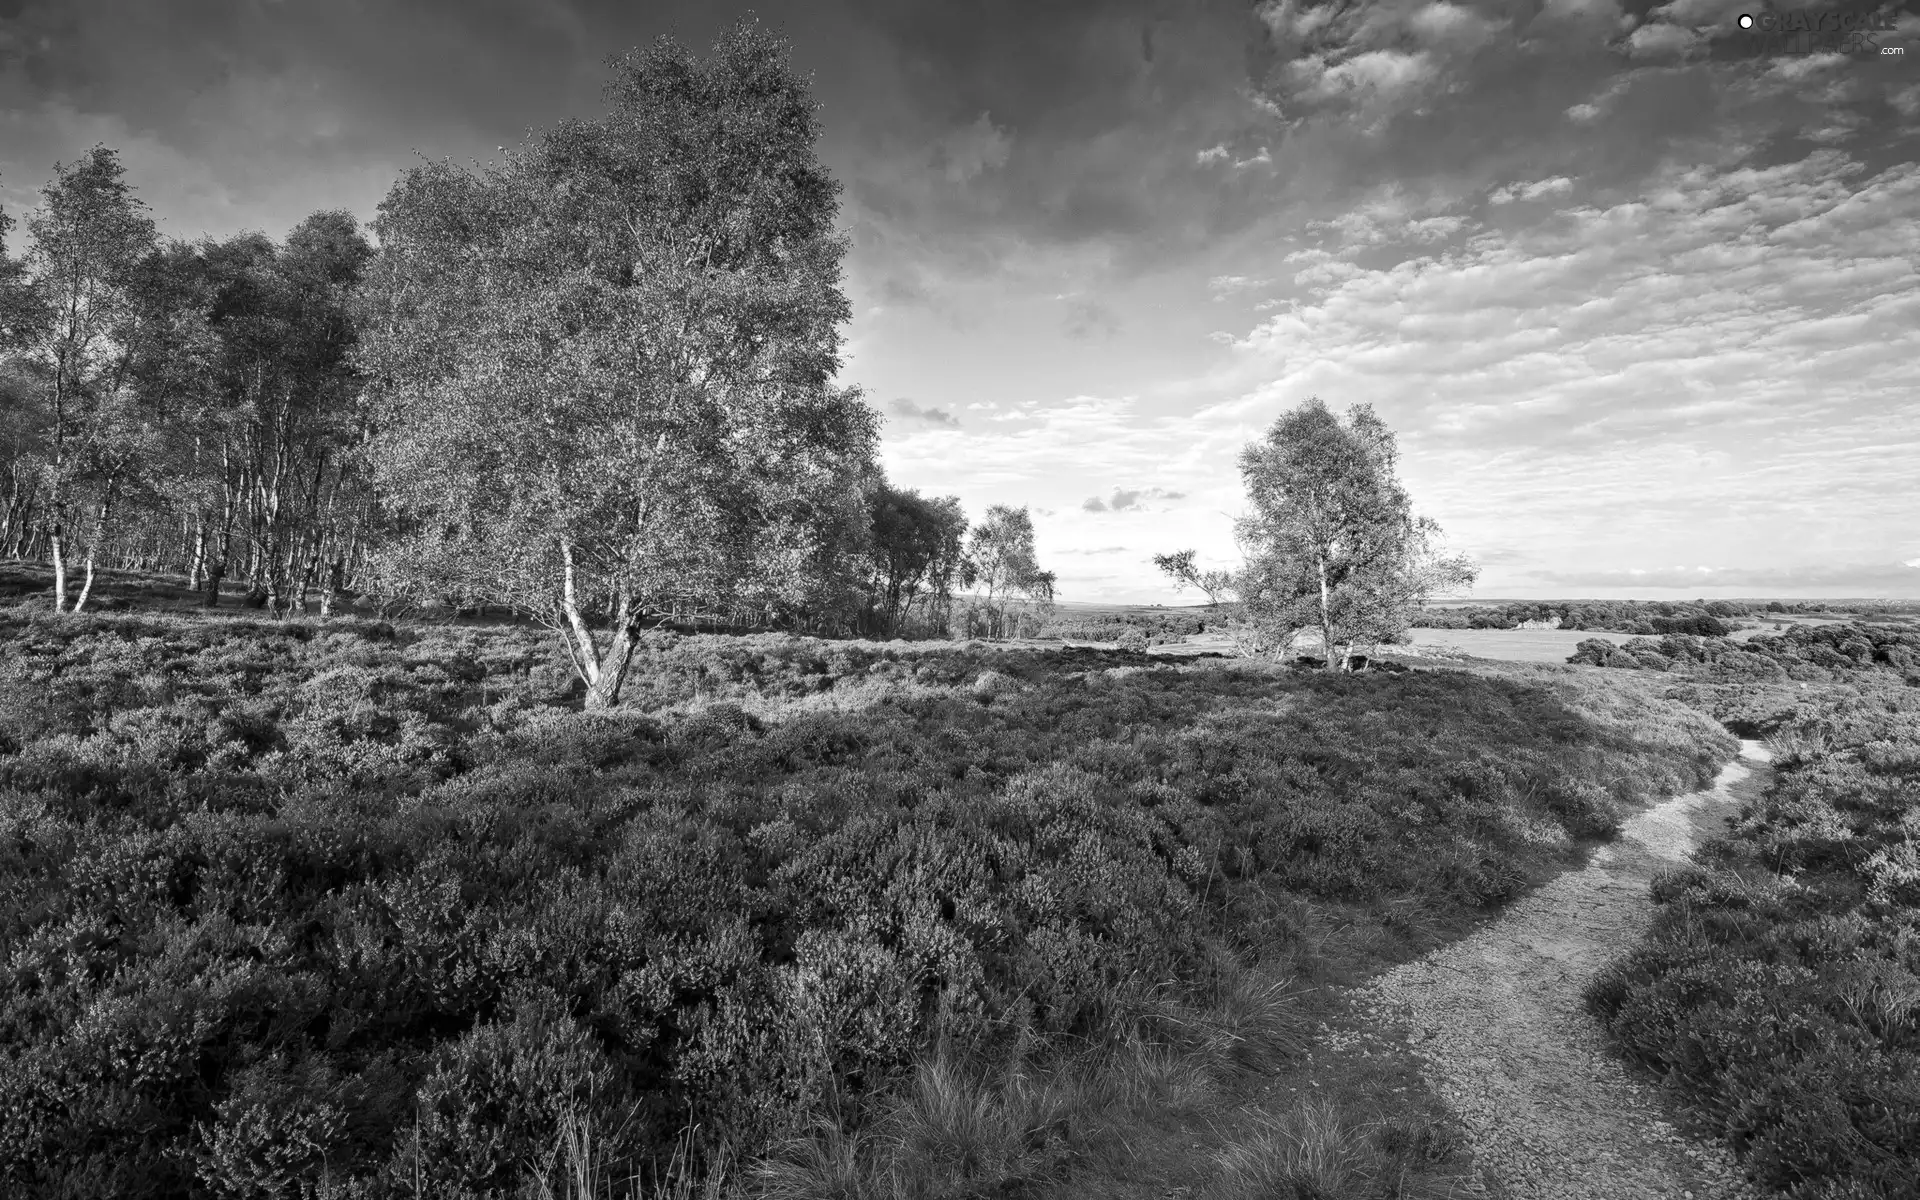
[1053,594,1919,609]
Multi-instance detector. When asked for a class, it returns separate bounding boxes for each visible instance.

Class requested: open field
[1400,627,1631,663]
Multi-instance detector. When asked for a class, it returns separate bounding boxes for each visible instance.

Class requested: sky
[2,0,1916,603]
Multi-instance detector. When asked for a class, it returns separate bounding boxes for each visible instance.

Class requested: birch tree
[960,505,1055,638]
[1235,397,1475,668]
[358,19,878,708]
[0,191,50,557]
[17,147,158,611]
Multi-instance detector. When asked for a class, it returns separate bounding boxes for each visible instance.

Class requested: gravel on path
[1347,740,1774,1200]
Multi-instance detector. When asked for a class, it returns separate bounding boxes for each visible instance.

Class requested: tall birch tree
[17,147,158,611]
[358,19,877,708]
[1235,397,1475,668]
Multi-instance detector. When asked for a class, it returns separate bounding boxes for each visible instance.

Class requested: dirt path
[1348,740,1774,1200]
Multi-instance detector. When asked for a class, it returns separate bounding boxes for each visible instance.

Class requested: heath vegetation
[0,600,1738,1198]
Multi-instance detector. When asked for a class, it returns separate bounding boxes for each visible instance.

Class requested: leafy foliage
[862,484,967,637]
[1235,398,1474,667]
[356,21,881,711]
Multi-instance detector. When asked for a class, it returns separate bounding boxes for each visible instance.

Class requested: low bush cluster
[0,606,1733,1198]
[1586,690,1920,1199]
[1037,611,1206,646]
[1567,621,1920,686]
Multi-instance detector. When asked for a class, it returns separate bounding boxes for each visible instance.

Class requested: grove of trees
[0,22,1059,705]
[1,24,1486,687]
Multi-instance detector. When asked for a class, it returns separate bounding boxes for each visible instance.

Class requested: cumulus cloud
[1407,2,1506,50]
[1623,21,1703,60]
[886,398,960,429]
[1191,150,1920,592]
[1082,486,1188,513]
[1208,274,1272,298]
[1488,176,1575,205]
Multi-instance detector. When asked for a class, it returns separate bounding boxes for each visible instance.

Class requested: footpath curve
[1348,740,1774,1200]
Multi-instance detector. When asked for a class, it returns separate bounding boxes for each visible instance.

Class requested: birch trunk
[559,539,641,710]
[1316,550,1336,670]
[73,479,114,614]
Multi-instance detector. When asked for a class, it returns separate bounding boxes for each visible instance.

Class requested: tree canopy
[358,20,879,707]
[1235,397,1474,667]
[14,146,159,611]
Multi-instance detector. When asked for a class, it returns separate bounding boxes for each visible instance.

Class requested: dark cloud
[886,397,960,428]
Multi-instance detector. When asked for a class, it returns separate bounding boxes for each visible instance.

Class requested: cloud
[933,111,1012,183]
[1488,176,1575,205]
[1061,295,1121,340]
[1190,149,1920,592]
[1623,21,1702,61]
[1407,2,1506,51]
[1529,563,1920,592]
[1208,273,1272,299]
[886,397,960,428]
[1082,486,1188,513]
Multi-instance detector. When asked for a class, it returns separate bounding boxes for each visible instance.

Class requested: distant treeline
[1408,598,1893,636]
[0,37,1064,693]
[1567,620,1920,680]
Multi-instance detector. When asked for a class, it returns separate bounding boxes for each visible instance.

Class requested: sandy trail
[1349,740,1773,1200]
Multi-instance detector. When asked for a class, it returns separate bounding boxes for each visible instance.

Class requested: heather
[0,606,1735,1198]
[1566,621,1920,685]
[1586,682,1920,1199]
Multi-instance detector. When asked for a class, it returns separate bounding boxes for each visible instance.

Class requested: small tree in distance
[1235,397,1475,669]
[866,483,968,635]
[957,504,1056,638]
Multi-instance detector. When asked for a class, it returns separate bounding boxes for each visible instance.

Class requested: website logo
[1731,8,1904,56]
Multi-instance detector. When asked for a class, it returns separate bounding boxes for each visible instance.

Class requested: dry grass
[527,1111,734,1200]
[1207,1098,1368,1199]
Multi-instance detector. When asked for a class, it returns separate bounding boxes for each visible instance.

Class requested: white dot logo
[1738,13,1754,28]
